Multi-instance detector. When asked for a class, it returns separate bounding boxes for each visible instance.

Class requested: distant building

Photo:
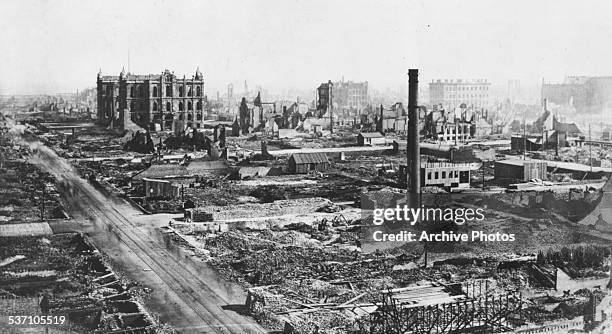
[429,79,490,110]
[333,79,369,113]
[97,68,206,132]
[507,79,521,103]
[542,76,612,114]
[603,127,612,141]
[287,153,330,174]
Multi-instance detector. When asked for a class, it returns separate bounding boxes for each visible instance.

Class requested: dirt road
[26,140,268,334]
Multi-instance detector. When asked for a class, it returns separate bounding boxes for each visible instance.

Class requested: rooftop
[185,160,230,175]
[133,164,190,180]
[496,158,612,173]
[359,132,384,138]
[289,152,330,164]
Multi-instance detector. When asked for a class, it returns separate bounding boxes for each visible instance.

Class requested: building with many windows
[429,79,490,110]
[97,68,206,131]
[332,79,369,114]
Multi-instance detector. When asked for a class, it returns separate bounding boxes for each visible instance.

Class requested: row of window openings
[110,101,203,111]
[105,85,202,98]
[152,85,202,98]
[444,95,487,99]
[151,101,202,111]
[442,101,486,107]
[165,121,202,129]
[164,114,202,121]
[444,86,489,91]
[427,170,459,180]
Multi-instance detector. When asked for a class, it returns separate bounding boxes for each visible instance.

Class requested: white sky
[2,0,612,95]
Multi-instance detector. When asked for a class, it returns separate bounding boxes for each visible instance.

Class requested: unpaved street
[26,139,268,334]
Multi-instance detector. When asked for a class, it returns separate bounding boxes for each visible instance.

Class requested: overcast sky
[1,0,612,95]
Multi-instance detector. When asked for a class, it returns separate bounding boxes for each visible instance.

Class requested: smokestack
[407,69,420,197]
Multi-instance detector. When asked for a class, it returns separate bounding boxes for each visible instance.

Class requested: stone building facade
[332,80,369,114]
[429,79,490,110]
[97,68,206,131]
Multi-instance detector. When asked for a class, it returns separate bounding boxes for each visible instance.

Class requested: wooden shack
[287,152,330,174]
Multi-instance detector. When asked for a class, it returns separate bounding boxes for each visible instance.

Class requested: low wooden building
[358,132,386,146]
[495,160,547,182]
[143,178,181,199]
[287,152,330,174]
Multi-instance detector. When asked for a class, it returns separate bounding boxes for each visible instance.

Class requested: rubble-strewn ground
[25,120,612,333]
[0,233,172,333]
[0,117,175,333]
[0,141,67,224]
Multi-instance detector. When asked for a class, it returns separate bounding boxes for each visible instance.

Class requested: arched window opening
[179,86,184,97]
[188,101,193,110]
[187,114,193,121]
[166,102,172,111]
[153,102,158,111]
[196,101,202,110]
[153,86,158,97]
[179,102,184,111]
[196,86,202,97]
[130,87,135,98]
[188,87,193,97]
[166,85,172,97]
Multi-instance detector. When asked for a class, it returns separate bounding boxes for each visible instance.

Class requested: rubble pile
[198,198,336,221]
[0,233,166,332]
[0,142,66,223]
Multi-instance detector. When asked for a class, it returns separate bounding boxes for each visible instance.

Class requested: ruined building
[541,76,612,114]
[97,68,206,132]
